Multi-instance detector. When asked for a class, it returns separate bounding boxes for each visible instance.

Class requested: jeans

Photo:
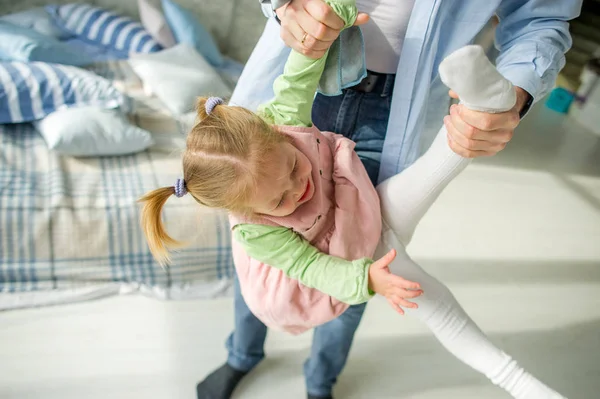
[226,72,395,397]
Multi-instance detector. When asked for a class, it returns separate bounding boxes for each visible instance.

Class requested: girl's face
[250,142,314,217]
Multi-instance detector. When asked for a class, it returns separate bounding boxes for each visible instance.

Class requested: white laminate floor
[1,104,600,399]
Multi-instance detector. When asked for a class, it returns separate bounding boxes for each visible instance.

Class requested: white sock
[375,46,566,398]
[439,45,516,113]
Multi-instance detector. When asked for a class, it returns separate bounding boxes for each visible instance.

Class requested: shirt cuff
[351,257,375,304]
[260,0,289,18]
[260,3,274,18]
[271,0,290,9]
[497,65,541,119]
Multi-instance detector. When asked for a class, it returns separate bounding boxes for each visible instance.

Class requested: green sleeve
[258,0,358,127]
[233,223,374,304]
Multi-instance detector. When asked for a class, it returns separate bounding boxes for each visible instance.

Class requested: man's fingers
[303,36,336,52]
[444,103,515,158]
[279,25,327,58]
[448,106,493,141]
[456,104,520,131]
[353,12,370,26]
[445,120,505,152]
[444,109,513,151]
[281,16,306,43]
[448,108,512,143]
[283,17,332,52]
[445,130,495,158]
[303,0,344,34]
[448,89,458,99]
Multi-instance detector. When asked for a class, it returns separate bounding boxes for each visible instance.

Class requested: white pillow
[35,107,154,157]
[128,44,231,115]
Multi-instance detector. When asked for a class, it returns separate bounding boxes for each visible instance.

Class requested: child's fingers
[374,249,396,266]
[396,298,418,309]
[387,297,404,315]
[387,274,421,290]
[389,286,423,299]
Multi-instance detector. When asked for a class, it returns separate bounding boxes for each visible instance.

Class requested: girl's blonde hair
[139,97,286,265]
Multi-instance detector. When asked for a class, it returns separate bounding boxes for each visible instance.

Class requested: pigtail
[196,96,226,121]
[138,96,288,268]
[139,187,185,266]
[196,97,209,120]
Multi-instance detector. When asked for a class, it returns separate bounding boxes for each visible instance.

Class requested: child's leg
[377,228,565,399]
[377,45,517,246]
[375,46,565,398]
[377,126,469,246]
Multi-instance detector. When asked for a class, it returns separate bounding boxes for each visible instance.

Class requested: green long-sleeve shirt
[235,1,372,305]
[257,0,357,127]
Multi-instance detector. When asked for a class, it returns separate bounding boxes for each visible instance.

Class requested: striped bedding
[0,61,234,310]
[0,61,126,124]
[53,3,162,54]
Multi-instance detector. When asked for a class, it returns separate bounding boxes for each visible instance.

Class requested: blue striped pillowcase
[53,3,163,54]
[0,61,127,124]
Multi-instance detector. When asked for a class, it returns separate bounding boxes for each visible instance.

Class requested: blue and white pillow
[53,3,163,54]
[0,61,127,124]
[0,7,71,40]
[0,21,92,66]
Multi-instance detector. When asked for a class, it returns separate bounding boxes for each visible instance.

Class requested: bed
[0,88,234,310]
[0,0,267,310]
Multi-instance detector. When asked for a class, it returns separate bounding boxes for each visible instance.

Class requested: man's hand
[368,249,423,315]
[444,87,531,158]
[276,0,369,59]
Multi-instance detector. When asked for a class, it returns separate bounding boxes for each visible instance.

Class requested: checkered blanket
[0,61,235,310]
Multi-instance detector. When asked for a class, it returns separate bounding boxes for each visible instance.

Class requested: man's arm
[495,0,582,104]
[445,0,582,158]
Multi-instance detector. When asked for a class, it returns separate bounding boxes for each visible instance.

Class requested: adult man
[197,1,581,398]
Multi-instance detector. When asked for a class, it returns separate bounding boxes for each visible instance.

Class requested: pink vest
[230,125,381,334]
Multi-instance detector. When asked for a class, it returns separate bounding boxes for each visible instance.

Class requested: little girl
[140,1,565,398]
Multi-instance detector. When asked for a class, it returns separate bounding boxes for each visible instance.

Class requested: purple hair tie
[174,178,187,198]
[205,97,224,115]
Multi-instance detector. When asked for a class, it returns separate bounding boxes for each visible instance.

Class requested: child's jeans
[226,72,395,398]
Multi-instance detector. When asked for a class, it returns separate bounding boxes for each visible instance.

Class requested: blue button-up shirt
[232,0,582,182]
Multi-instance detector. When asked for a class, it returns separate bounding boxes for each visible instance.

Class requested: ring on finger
[301,32,308,44]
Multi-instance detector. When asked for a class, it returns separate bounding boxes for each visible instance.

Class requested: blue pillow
[0,61,127,124]
[0,7,72,40]
[0,21,93,66]
[54,3,162,54]
[34,106,154,157]
[161,0,224,67]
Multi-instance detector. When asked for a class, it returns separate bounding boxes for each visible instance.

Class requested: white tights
[374,46,565,399]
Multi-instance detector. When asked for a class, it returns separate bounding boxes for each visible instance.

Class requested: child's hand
[368,249,423,315]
